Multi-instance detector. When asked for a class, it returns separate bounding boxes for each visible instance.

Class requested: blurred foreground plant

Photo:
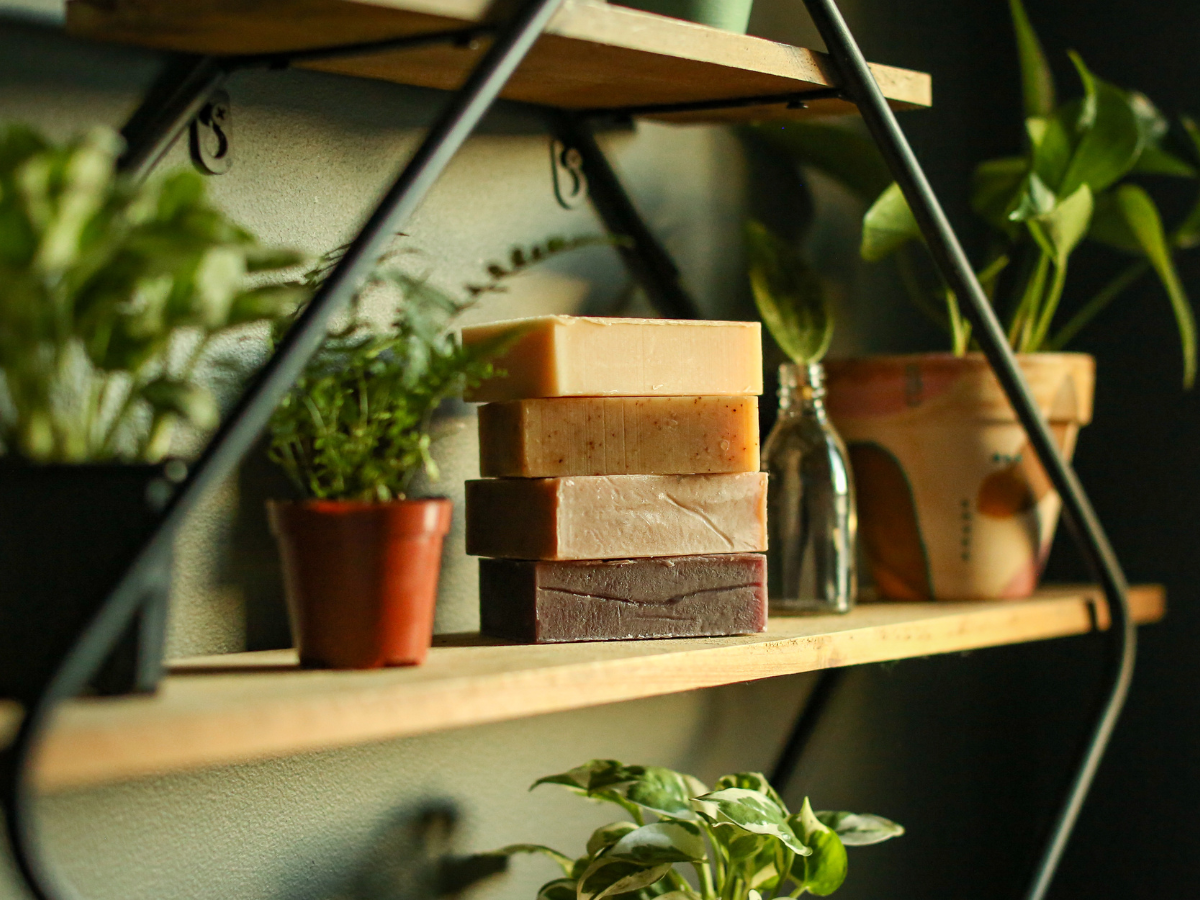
[0,124,305,462]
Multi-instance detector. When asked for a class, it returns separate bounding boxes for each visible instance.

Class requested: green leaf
[533,760,636,795]
[625,768,708,820]
[861,182,919,261]
[225,284,308,326]
[1008,171,1058,223]
[971,156,1029,234]
[1026,115,1073,190]
[691,788,809,856]
[745,220,832,365]
[140,378,219,430]
[587,823,639,859]
[789,800,847,897]
[814,811,905,847]
[576,858,673,900]
[1008,0,1055,118]
[1026,183,1093,264]
[1090,184,1196,387]
[489,845,576,877]
[1058,53,1143,196]
[712,772,788,814]
[1129,93,1195,177]
[538,878,579,900]
[610,823,706,865]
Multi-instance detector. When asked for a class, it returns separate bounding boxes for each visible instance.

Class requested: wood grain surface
[65,0,931,123]
[3,585,1162,792]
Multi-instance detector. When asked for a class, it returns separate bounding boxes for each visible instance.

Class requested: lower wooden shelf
[2,585,1162,792]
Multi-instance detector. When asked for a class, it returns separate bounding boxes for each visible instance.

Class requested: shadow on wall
[332,802,505,900]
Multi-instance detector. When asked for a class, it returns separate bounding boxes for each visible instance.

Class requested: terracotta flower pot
[268,498,453,668]
[824,353,1095,600]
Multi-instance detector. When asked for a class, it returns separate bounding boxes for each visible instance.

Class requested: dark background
[768,1,1200,897]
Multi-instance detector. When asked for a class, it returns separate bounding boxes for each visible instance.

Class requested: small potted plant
[483,759,902,898]
[825,0,1200,599]
[267,239,596,669]
[0,124,304,699]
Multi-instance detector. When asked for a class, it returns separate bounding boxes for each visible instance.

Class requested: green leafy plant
[486,760,902,900]
[745,220,833,365]
[859,0,1200,384]
[267,236,602,502]
[0,124,306,462]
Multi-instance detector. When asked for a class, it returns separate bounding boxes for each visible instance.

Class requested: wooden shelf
[65,0,931,123]
[2,585,1161,792]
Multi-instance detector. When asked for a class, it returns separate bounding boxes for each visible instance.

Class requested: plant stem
[1028,258,1069,351]
[1048,260,1149,350]
[944,286,971,355]
[1009,251,1051,352]
[695,861,716,900]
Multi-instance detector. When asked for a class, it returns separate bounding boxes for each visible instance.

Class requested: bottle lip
[777,362,825,401]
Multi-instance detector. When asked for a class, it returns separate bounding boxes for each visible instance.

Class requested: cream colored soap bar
[478,396,760,477]
[465,473,768,560]
[462,316,762,402]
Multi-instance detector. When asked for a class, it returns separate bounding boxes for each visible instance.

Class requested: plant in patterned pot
[827,0,1200,599]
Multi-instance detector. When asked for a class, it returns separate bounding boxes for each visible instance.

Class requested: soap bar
[461,316,762,402]
[478,396,760,478]
[480,554,768,643]
[465,472,768,560]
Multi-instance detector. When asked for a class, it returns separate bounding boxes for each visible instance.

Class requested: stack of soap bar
[464,315,768,644]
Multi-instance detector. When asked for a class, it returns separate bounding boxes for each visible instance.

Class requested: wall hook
[189,89,232,175]
[550,137,587,209]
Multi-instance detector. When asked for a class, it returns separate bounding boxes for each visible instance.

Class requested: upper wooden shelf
[64,0,931,123]
[2,585,1161,793]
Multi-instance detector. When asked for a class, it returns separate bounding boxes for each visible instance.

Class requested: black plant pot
[0,462,173,703]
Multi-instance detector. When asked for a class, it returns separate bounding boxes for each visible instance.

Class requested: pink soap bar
[479,554,768,643]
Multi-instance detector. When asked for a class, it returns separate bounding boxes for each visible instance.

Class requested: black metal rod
[583,87,846,120]
[235,25,495,68]
[548,111,701,319]
[116,54,228,178]
[798,2,1134,898]
[770,669,845,790]
[1,1,566,898]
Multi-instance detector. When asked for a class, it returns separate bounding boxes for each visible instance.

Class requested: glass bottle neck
[777,362,827,420]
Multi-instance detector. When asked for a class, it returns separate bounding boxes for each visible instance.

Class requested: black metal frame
[0,2,1134,899]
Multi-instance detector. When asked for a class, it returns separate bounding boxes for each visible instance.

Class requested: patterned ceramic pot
[824,353,1095,600]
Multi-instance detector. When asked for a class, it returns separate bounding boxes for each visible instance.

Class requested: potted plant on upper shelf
[0,124,305,700]
[482,759,902,899]
[818,0,1200,599]
[267,237,597,669]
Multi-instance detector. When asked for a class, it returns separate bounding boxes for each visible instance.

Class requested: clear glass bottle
[763,362,857,614]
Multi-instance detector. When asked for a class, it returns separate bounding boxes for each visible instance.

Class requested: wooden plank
[65,0,931,123]
[4,585,1162,792]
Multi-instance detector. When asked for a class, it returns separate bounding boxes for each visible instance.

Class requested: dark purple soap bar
[479,554,767,643]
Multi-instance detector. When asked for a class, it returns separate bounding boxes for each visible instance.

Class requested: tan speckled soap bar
[461,316,762,402]
[465,472,768,560]
[478,396,760,478]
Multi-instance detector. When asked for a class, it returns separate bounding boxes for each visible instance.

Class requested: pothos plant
[267,236,603,502]
[860,0,1200,385]
[487,760,902,900]
[744,220,834,367]
[0,124,306,463]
